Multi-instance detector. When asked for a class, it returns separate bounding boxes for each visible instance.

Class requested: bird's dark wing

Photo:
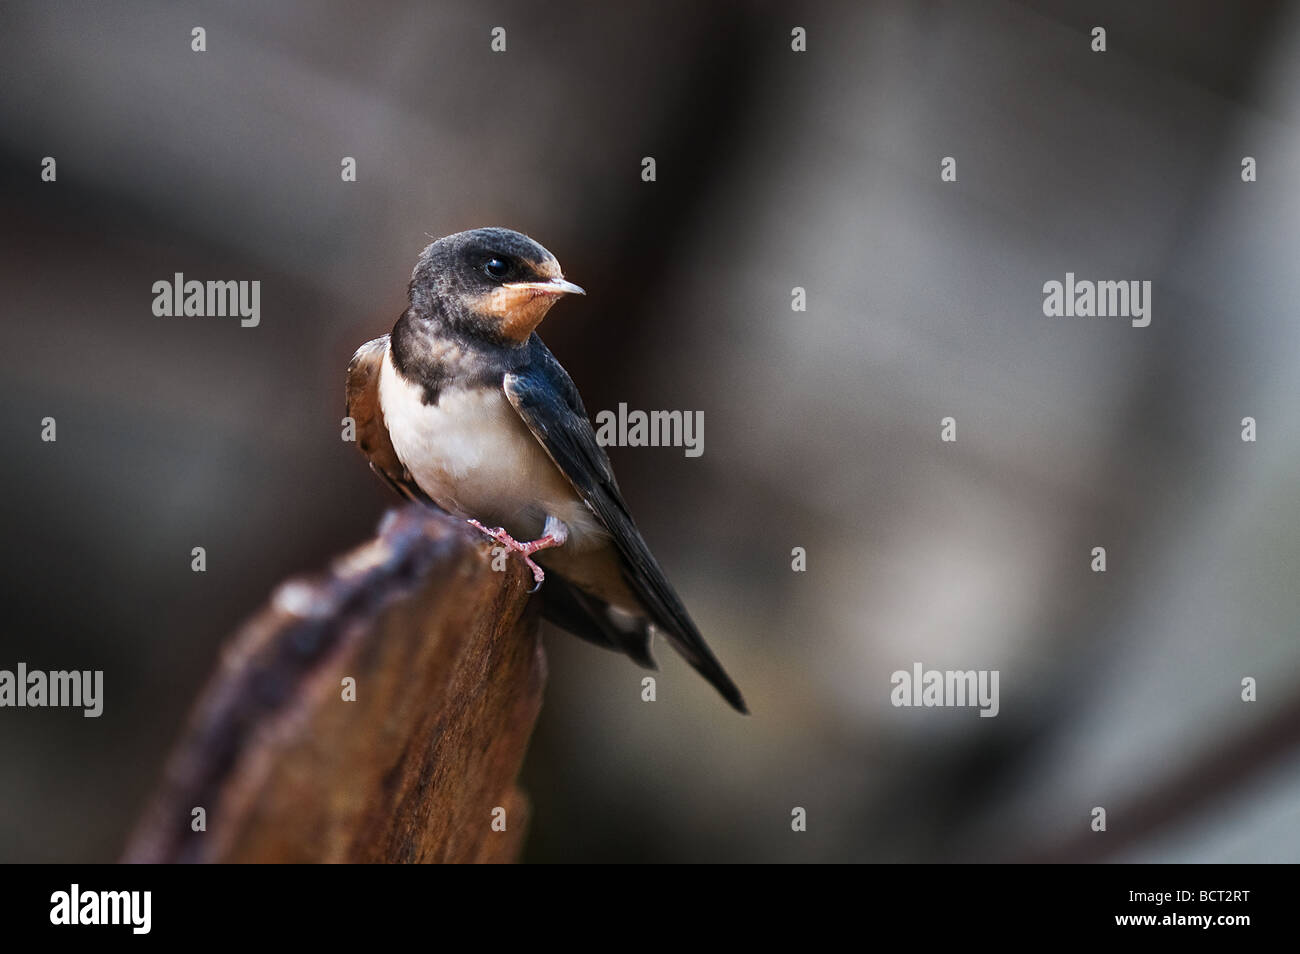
[503,343,747,713]
[345,335,431,505]
[538,574,658,670]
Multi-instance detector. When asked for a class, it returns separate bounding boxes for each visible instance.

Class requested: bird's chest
[378,351,577,534]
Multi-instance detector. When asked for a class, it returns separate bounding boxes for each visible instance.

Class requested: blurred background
[3,0,1299,863]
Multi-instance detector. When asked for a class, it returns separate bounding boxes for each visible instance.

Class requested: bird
[346,227,747,713]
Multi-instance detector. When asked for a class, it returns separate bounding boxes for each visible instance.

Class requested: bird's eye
[484,257,511,279]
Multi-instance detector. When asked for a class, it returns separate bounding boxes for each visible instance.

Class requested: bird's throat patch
[473,286,561,343]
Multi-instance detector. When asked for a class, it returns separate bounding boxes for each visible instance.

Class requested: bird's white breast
[377,347,602,546]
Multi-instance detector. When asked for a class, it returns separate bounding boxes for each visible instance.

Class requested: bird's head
[408,227,585,345]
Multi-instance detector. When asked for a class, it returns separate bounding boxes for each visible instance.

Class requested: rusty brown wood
[123,505,544,863]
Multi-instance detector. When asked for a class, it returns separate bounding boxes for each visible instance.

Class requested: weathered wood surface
[124,505,544,863]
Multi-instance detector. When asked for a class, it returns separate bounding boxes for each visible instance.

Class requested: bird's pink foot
[467,517,568,591]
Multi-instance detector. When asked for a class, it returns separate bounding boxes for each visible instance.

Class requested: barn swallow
[346,227,747,713]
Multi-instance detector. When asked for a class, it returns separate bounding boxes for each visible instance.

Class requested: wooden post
[123,505,545,863]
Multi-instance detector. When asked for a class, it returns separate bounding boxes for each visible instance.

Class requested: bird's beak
[504,277,586,297]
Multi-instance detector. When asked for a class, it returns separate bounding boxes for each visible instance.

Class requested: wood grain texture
[123,504,545,863]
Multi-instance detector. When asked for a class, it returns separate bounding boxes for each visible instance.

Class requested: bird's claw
[467,518,548,588]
